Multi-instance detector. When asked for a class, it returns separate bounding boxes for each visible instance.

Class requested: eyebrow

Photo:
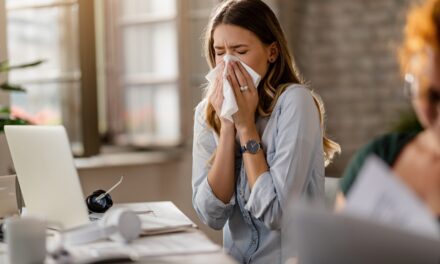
[213,44,249,49]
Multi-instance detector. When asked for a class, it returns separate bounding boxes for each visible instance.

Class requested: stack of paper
[58,202,217,264]
[64,231,220,264]
[114,201,196,235]
[284,156,440,263]
[343,155,440,239]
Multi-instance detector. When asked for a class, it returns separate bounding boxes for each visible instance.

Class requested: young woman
[337,0,440,220]
[192,0,340,263]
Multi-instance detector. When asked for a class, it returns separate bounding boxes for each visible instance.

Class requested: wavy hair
[203,0,340,165]
[400,0,440,76]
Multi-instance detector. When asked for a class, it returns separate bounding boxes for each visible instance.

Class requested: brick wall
[279,0,415,176]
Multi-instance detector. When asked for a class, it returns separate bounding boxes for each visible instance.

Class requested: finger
[226,73,241,101]
[236,62,255,92]
[214,62,225,86]
[214,70,223,95]
[210,78,223,112]
[218,62,226,78]
[214,82,222,108]
[232,62,253,101]
[227,64,243,102]
[227,62,241,89]
[231,61,247,88]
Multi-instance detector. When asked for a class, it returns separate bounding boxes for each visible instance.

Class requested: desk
[0,201,237,264]
[119,252,238,264]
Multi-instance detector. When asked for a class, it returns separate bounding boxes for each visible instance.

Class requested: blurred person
[336,0,440,220]
[191,0,340,263]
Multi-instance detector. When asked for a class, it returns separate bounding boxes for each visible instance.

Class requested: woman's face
[412,54,440,139]
[212,24,275,78]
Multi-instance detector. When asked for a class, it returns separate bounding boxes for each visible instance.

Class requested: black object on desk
[86,189,113,213]
[0,223,3,242]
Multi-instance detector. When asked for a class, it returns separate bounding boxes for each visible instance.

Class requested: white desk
[120,252,238,264]
[0,201,237,264]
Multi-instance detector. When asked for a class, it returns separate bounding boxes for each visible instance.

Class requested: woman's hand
[208,62,224,115]
[208,62,234,130]
[226,60,259,134]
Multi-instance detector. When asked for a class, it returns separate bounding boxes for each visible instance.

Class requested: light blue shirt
[192,85,325,264]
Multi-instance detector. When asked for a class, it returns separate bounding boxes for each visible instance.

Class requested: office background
[0,0,415,244]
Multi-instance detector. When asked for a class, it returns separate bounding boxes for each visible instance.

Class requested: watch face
[246,140,260,154]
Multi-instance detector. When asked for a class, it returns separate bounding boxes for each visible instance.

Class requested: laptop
[4,125,90,229]
[287,204,440,264]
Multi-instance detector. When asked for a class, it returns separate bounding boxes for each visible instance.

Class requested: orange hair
[399,0,440,75]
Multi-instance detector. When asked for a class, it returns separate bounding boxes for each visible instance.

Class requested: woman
[336,0,440,219]
[192,0,340,263]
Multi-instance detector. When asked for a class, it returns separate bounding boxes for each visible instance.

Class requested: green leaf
[0,118,29,132]
[0,60,44,73]
[0,106,10,114]
[0,61,6,70]
[0,83,26,92]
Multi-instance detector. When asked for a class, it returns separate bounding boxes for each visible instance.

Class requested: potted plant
[0,59,43,175]
[0,60,44,131]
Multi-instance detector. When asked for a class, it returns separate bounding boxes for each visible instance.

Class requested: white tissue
[205,55,261,122]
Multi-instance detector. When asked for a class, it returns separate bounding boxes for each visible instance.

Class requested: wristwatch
[240,139,262,154]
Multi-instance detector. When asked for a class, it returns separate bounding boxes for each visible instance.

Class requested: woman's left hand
[226,60,259,134]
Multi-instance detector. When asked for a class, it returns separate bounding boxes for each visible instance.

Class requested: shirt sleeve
[244,86,323,230]
[191,100,235,230]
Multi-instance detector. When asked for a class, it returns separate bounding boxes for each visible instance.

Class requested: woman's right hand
[208,62,234,130]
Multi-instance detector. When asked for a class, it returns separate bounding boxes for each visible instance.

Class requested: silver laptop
[5,125,90,229]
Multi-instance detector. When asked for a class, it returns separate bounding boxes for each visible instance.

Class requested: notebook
[4,125,90,229]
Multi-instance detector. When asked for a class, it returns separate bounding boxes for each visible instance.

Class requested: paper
[205,54,261,122]
[344,155,440,239]
[64,231,220,264]
[288,202,440,264]
[114,201,196,235]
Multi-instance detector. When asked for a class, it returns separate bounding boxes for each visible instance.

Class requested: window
[0,0,7,94]
[5,0,98,156]
[2,0,222,159]
[104,0,181,147]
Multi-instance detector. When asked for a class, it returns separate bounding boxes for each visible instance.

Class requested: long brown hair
[203,0,340,165]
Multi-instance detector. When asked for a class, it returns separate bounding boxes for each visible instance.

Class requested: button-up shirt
[192,85,325,264]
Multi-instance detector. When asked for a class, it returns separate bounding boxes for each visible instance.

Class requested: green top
[340,132,419,195]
